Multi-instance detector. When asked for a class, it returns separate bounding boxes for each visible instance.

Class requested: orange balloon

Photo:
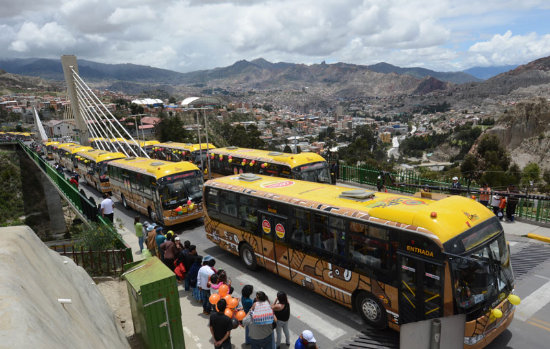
[228,297,239,309]
[224,295,233,304]
[209,293,220,305]
[219,284,229,297]
[224,308,234,318]
[235,310,246,321]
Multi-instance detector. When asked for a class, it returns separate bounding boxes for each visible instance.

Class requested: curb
[526,233,550,244]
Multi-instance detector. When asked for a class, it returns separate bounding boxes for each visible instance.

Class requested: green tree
[168,96,177,104]
[283,145,292,153]
[460,154,479,182]
[155,111,191,142]
[225,125,265,149]
[521,162,541,187]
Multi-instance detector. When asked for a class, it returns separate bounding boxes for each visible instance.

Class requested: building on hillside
[43,119,76,139]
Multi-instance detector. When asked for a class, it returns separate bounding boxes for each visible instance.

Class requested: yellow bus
[152,142,216,165]
[207,147,331,184]
[52,142,77,163]
[57,144,93,171]
[43,141,60,160]
[89,137,107,149]
[108,157,204,225]
[204,174,518,348]
[74,149,126,193]
[128,140,160,157]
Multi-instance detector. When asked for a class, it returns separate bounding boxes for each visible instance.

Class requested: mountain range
[0,57,516,86]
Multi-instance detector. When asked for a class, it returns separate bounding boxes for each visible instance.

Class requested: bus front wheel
[356,292,387,329]
[240,243,257,271]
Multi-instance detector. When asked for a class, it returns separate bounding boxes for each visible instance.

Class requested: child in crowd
[240,284,254,345]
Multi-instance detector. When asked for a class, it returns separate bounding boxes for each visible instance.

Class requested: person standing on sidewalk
[209,298,233,349]
[198,256,216,315]
[506,185,519,222]
[100,193,114,222]
[479,183,491,207]
[242,291,276,349]
[134,216,144,253]
[272,291,291,348]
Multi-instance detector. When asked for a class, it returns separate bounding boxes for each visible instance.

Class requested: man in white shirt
[100,193,114,222]
[197,255,216,315]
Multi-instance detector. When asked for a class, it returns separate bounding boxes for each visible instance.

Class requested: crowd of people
[134,218,319,348]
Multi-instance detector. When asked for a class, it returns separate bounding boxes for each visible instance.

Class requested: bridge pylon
[61,55,89,145]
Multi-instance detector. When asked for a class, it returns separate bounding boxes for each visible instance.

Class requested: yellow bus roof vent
[124,157,136,161]
[339,189,376,201]
[226,146,239,150]
[239,173,262,182]
[151,162,165,166]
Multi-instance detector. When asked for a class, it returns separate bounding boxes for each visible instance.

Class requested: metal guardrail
[15,141,133,264]
[339,164,550,224]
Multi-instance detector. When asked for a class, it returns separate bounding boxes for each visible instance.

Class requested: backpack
[251,301,274,325]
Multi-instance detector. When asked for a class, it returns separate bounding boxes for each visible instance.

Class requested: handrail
[15,141,133,261]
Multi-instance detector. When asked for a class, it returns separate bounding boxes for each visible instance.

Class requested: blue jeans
[138,236,144,252]
[250,333,273,349]
[201,289,211,313]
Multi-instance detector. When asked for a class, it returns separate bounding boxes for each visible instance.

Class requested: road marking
[508,241,518,246]
[238,274,347,340]
[534,274,550,281]
[527,319,550,333]
[515,280,550,321]
[182,326,202,348]
[531,317,550,327]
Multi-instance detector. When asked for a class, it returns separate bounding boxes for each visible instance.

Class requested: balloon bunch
[228,155,233,163]
[208,285,247,323]
[261,163,268,169]
[249,160,256,167]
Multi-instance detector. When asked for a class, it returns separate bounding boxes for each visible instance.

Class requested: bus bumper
[163,210,204,226]
[464,300,514,349]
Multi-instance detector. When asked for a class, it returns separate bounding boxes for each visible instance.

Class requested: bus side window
[348,222,391,272]
[312,213,328,251]
[290,208,311,248]
[238,195,258,233]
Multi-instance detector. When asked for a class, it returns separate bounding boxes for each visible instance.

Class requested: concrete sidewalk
[502,219,550,243]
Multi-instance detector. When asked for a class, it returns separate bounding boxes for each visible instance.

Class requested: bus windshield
[292,162,331,183]
[451,226,513,319]
[158,170,203,209]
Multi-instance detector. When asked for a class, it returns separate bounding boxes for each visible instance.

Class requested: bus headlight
[464,334,485,345]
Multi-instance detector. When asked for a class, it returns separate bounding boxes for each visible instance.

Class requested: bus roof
[207,175,495,243]
[108,157,200,179]
[59,144,93,154]
[44,141,60,146]
[88,137,106,142]
[76,149,126,163]
[137,140,160,147]
[156,142,216,152]
[209,147,326,169]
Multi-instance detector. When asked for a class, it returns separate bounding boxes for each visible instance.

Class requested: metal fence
[49,242,129,276]
[17,141,133,264]
[339,164,550,224]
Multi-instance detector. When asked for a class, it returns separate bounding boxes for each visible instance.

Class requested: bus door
[398,253,443,325]
[258,211,289,278]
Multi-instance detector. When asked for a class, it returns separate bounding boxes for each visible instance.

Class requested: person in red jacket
[70,176,79,188]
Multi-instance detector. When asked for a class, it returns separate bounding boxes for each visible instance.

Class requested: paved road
[73,175,550,349]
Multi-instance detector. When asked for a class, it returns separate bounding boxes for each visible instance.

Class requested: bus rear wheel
[356,292,387,329]
[240,243,257,271]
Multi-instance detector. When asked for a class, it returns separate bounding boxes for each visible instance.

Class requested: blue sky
[1,0,550,72]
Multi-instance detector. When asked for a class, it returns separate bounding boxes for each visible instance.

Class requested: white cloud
[9,21,76,53]
[1,0,550,72]
[107,6,156,26]
[468,30,550,66]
